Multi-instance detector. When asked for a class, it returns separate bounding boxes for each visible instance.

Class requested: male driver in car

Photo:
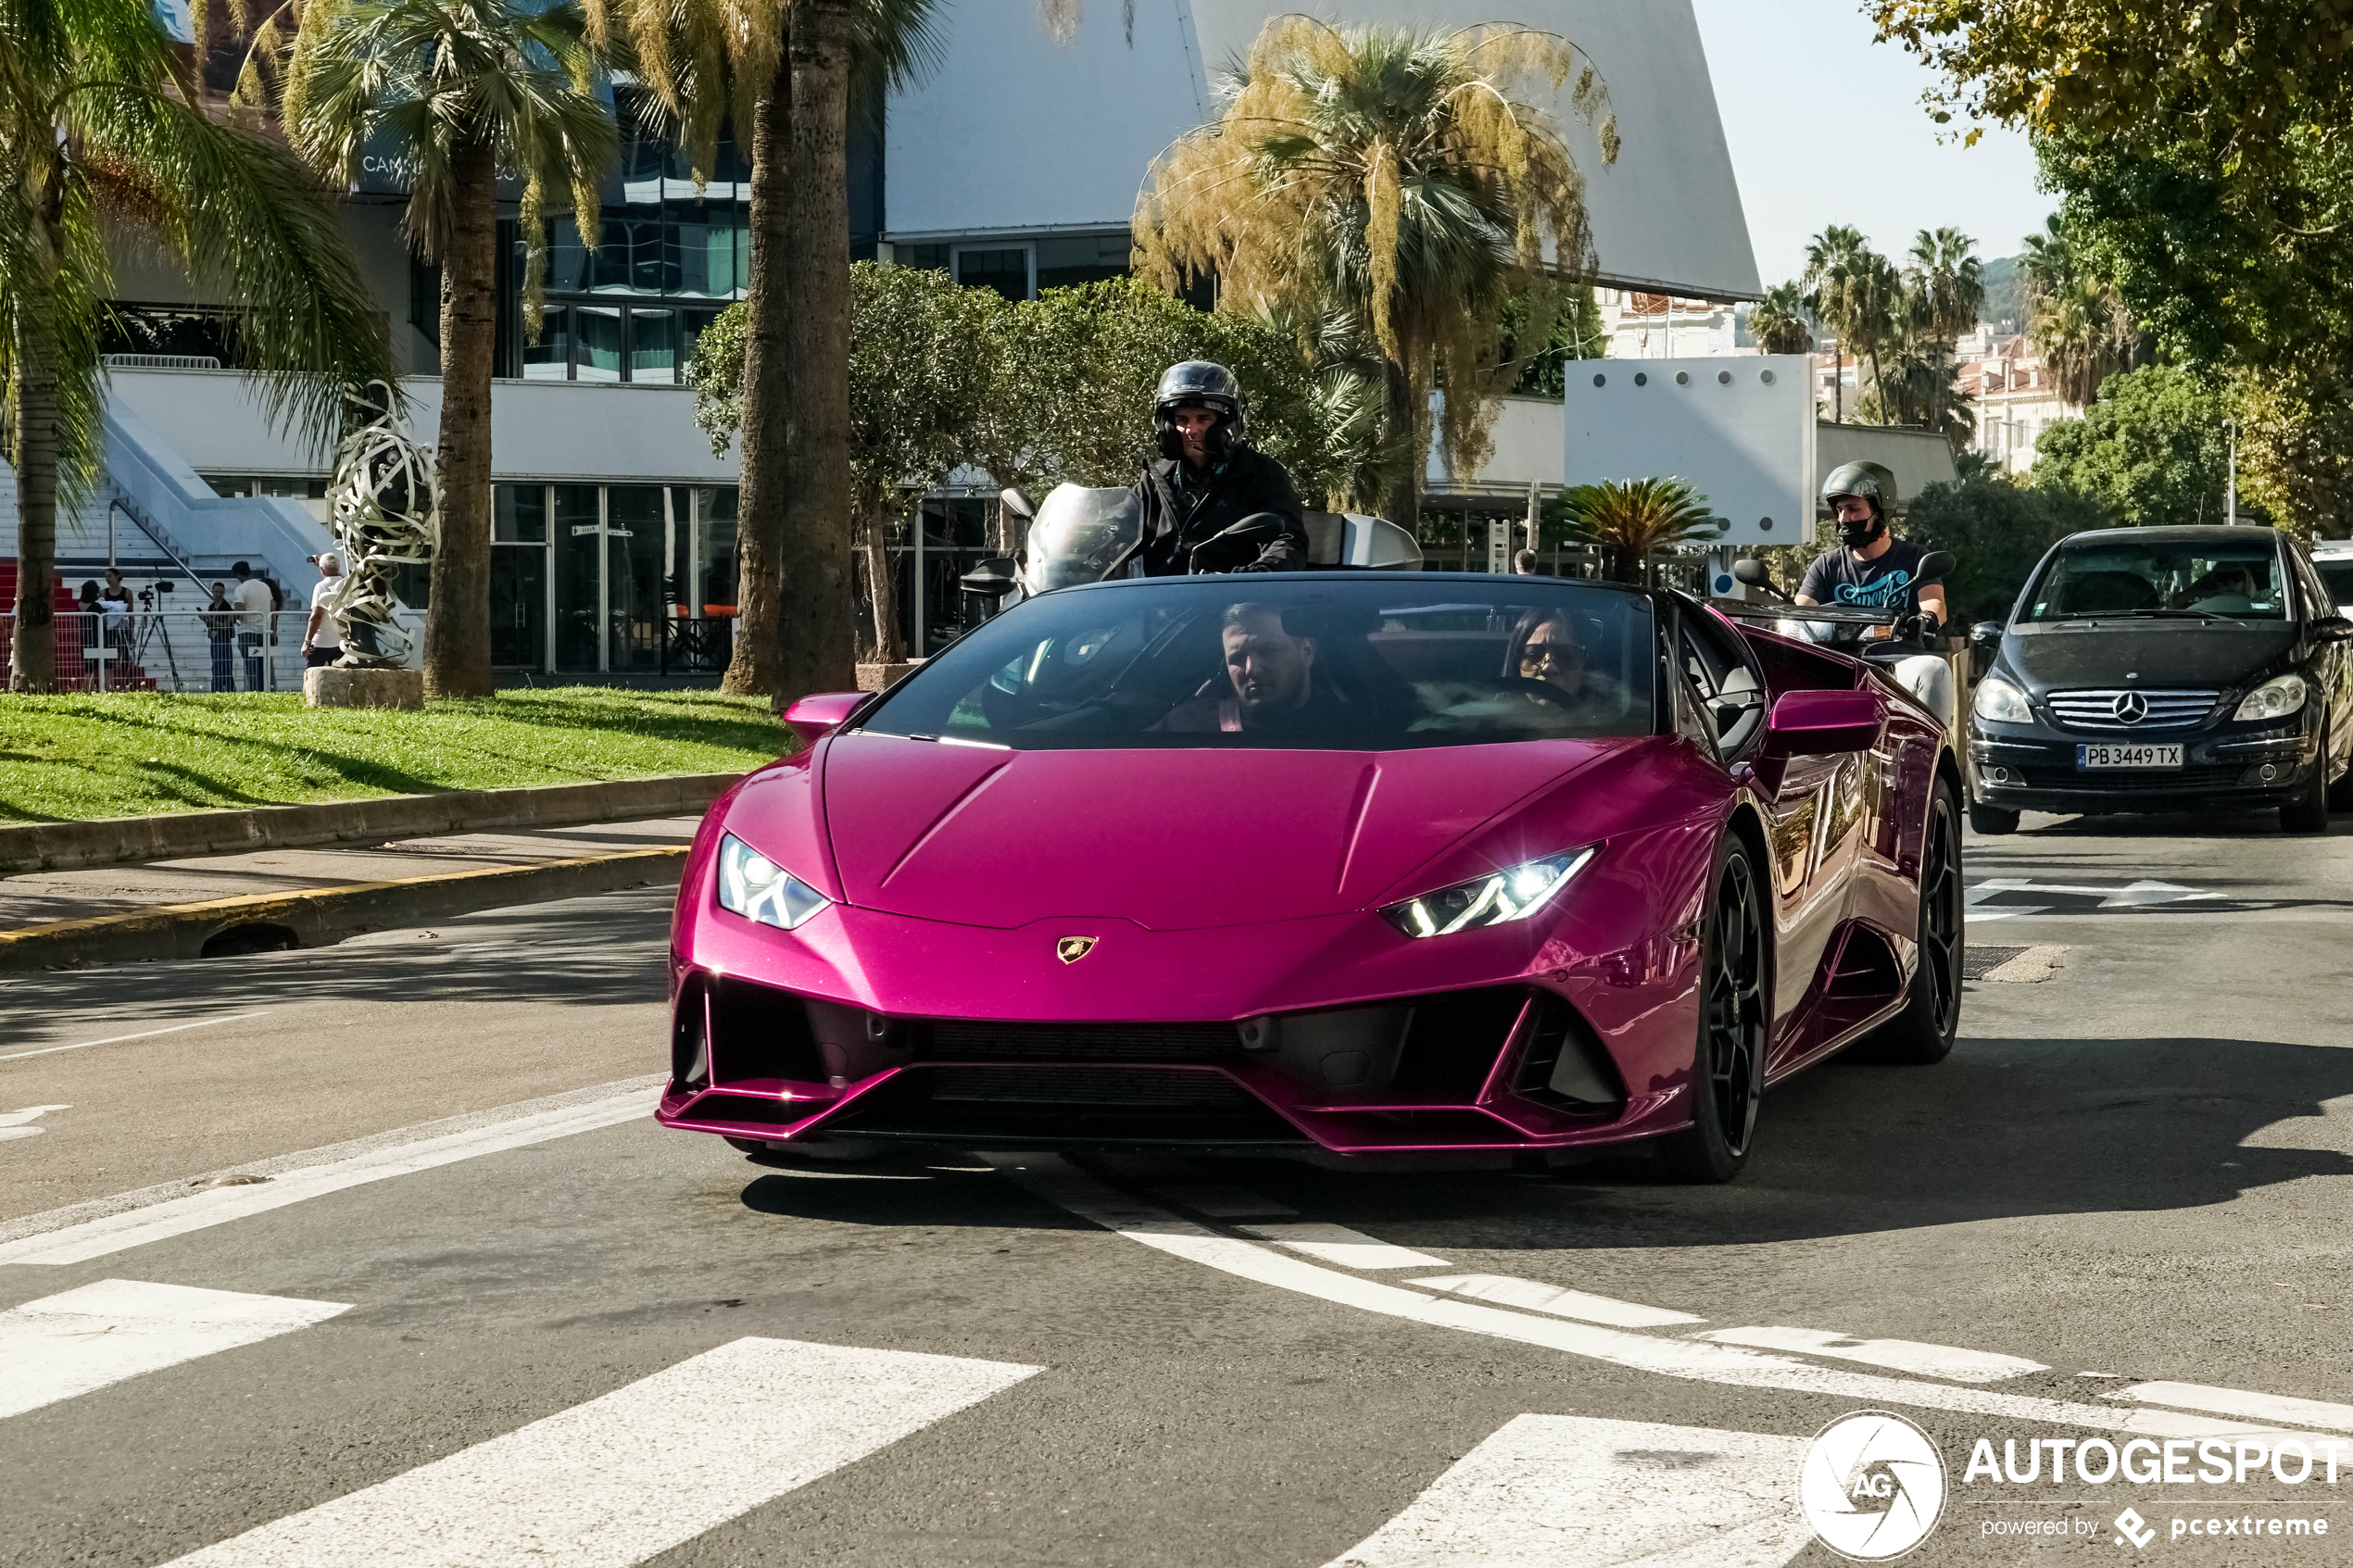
[1132,361,1309,576]
[1161,603,1345,732]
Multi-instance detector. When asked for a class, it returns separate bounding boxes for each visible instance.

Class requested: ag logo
[1055,935,1099,964]
[1799,1410,1945,1561]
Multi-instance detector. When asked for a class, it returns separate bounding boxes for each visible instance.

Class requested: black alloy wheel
[1658,836,1767,1184]
[1857,783,1964,1065]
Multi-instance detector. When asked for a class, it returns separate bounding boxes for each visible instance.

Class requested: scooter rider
[1795,461,1956,726]
[1795,462,1947,637]
[1132,361,1309,575]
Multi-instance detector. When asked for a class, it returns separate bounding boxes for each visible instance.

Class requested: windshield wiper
[2051,608,2233,622]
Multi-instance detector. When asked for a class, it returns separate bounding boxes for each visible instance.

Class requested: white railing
[102,353,223,370]
[1,609,325,693]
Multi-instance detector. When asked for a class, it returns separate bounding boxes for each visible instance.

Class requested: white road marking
[1968,877,2218,911]
[1407,1273,1705,1330]
[0,1103,70,1143]
[2107,1381,2353,1435]
[1324,1413,1811,1568]
[1151,1184,1300,1219]
[1238,1222,1448,1270]
[0,1011,269,1064]
[1697,1325,2045,1384]
[156,1336,1038,1568]
[987,1155,2320,1440]
[0,1089,653,1266]
[0,1278,348,1420]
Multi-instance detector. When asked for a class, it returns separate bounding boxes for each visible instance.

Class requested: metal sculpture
[322,382,439,667]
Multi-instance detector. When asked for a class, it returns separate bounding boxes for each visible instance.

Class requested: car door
[2291,545,2353,781]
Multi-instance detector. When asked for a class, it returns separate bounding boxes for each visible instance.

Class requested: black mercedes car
[1967,526,2353,833]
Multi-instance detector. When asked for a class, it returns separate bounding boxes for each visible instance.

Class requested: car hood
[2004,621,2297,691]
[801,733,1629,931]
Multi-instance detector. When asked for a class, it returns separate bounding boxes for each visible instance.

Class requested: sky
[1687,0,2052,285]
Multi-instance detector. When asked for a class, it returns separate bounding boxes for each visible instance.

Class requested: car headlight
[715,833,830,931]
[1382,847,1597,938]
[1972,673,2033,724]
[2235,672,2309,721]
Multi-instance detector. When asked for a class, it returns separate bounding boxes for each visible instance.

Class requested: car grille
[918,1020,1242,1063]
[2045,688,2220,731]
[926,1066,1251,1107]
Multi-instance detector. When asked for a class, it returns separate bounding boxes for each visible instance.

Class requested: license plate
[2076,743,2183,771]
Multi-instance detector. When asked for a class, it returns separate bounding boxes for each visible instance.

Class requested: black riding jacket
[1131,447,1309,576]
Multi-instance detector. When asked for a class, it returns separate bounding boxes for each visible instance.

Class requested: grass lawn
[0,688,788,822]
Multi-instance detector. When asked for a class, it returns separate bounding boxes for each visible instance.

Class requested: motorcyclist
[1794,461,1956,727]
[1794,462,1947,640]
[1131,361,1309,575]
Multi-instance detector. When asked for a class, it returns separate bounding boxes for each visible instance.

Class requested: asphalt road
[4,810,2352,1567]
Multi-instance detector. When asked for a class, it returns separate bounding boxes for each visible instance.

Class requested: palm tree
[1802,226,1870,422]
[588,0,940,701]
[1552,477,1718,585]
[2021,215,2133,406]
[283,0,617,700]
[1,0,392,692]
[1748,282,1814,357]
[1850,250,1905,423]
[1905,227,1982,432]
[1135,18,1617,532]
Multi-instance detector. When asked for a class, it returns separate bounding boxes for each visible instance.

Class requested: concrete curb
[0,847,688,971]
[0,772,742,875]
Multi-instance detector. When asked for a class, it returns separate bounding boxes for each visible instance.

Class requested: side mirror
[1765,689,1881,756]
[1917,549,1956,581]
[1730,558,1771,587]
[999,487,1035,521]
[1969,621,2003,648]
[961,557,1018,601]
[2314,615,2353,644]
[780,691,868,748]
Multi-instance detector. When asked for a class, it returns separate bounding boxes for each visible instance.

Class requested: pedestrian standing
[301,553,344,669]
[230,561,272,690]
[202,582,237,692]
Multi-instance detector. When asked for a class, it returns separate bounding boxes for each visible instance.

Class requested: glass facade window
[495,485,547,543]
[575,305,624,381]
[488,482,739,671]
[696,486,738,613]
[900,243,950,272]
[553,483,602,670]
[522,307,572,380]
[629,309,677,383]
[957,247,1030,301]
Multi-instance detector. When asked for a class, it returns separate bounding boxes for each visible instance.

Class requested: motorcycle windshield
[1023,485,1142,594]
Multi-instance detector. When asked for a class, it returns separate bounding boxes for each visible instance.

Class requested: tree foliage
[1547,477,1718,584]
[1899,471,2108,624]
[2030,364,2260,531]
[1748,282,1814,357]
[1133,18,1616,525]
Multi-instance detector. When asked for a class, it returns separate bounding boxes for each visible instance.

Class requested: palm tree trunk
[1381,356,1419,534]
[1832,345,1843,423]
[423,132,499,700]
[722,46,793,698]
[862,496,906,665]
[778,0,857,699]
[7,320,59,694]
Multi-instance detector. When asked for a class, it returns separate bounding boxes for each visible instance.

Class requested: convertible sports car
[661,572,1963,1182]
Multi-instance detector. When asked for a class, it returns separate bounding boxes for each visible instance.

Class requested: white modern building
[6,0,1780,678]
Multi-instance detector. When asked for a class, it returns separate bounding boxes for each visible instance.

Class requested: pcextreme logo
[1801,1411,1948,1561]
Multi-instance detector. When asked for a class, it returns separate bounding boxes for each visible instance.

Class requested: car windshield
[2019,539,2288,622]
[2317,559,2353,608]
[860,577,1656,751]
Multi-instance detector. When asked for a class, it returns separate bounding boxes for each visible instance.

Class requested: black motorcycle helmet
[1821,460,1898,547]
[1151,360,1247,463]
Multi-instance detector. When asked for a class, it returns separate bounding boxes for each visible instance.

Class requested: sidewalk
[0,816,700,930]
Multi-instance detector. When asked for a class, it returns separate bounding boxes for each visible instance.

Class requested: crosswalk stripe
[2106,1381,2353,1436]
[1698,1325,2045,1384]
[0,1091,652,1267]
[1238,1222,1447,1270]
[0,1279,348,1420]
[157,1337,1040,1568]
[1407,1273,1704,1329]
[1323,1413,1812,1568]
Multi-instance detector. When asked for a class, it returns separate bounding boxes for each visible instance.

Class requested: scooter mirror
[961,558,1018,600]
[1969,621,2003,647]
[1730,558,1772,587]
[999,488,1035,521]
[1917,549,1956,581]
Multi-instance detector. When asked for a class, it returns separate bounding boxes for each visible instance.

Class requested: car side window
[1671,598,1768,756]
[2294,552,2335,623]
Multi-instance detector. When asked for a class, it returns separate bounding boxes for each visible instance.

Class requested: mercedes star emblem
[2110,691,2150,724]
[1055,935,1100,964]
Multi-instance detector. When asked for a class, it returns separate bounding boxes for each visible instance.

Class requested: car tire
[1968,799,2020,835]
[1855,782,1964,1066]
[1656,834,1767,1185]
[2284,716,2332,833]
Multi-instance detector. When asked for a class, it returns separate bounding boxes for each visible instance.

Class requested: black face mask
[1838,511,1885,549]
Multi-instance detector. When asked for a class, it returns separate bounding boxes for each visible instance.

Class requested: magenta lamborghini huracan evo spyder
[660,572,1963,1182]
